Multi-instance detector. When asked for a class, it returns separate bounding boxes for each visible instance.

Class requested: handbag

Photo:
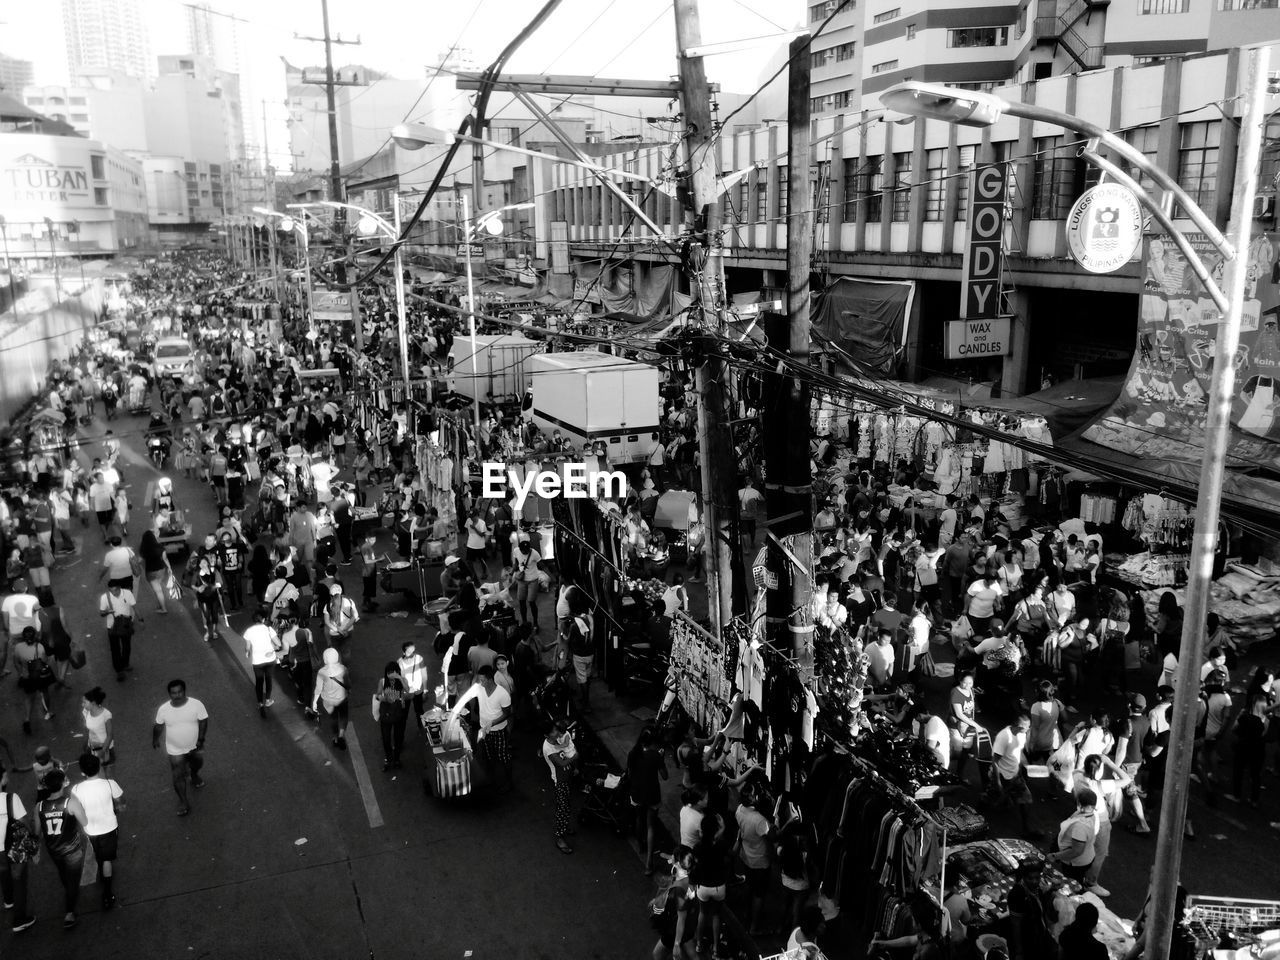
[4,793,40,865]
[164,572,183,602]
[1047,740,1077,794]
[69,641,87,670]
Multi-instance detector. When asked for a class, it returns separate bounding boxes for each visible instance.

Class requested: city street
[1,410,655,960]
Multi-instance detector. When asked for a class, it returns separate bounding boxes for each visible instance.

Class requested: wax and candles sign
[959,163,1008,321]
[945,317,1012,358]
[1083,231,1280,470]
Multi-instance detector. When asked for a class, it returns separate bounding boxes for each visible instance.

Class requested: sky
[7,0,804,92]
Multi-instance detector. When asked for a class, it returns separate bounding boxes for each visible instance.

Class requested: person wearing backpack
[209,447,229,507]
[372,661,409,771]
[13,627,56,735]
[311,648,349,750]
[0,762,36,933]
[322,584,360,662]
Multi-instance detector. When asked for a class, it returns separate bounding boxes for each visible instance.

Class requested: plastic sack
[1047,739,1077,794]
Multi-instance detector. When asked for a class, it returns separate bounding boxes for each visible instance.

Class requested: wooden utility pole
[297,0,364,349]
[763,35,814,675]
[673,0,745,636]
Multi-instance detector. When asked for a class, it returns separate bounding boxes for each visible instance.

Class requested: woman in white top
[512,536,543,628]
[1069,710,1116,770]
[662,575,690,618]
[965,568,1005,634]
[82,687,115,769]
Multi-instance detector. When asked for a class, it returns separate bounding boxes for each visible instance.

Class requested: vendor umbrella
[653,490,697,531]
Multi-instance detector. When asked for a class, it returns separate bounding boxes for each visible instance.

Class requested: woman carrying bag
[371,661,409,771]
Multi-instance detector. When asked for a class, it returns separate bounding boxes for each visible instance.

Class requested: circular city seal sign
[1066,183,1144,274]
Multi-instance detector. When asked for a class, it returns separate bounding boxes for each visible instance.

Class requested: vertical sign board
[959,164,1007,320]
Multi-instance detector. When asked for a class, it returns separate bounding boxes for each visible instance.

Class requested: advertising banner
[1082,231,1280,470]
[959,164,1007,320]
[311,287,352,321]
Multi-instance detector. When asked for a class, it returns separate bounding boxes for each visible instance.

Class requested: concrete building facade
[61,0,150,81]
[546,44,1280,396]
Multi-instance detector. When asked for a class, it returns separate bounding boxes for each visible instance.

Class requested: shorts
[998,772,1033,805]
[89,829,118,862]
[27,567,50,588]
[465,547,486,562]
[96,509,113,526]
[211,476,226,488]
[744,864,771,896]
[572,654,594,685]
[696,884,726,902]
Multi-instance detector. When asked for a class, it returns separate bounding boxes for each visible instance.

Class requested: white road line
[143,479,155,514]
[201,607,385,830]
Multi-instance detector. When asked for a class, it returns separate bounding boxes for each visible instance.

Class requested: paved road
[1,409,656,960]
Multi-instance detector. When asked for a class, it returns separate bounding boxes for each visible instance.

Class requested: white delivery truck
[448,334,543,404]
[526,351,662,463]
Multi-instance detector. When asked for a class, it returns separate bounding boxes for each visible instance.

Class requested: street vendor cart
[421,706,472,799]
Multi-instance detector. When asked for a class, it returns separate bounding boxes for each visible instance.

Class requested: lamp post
[881,50,1271,959]
[253,207,284,305]
[42,217,61,305]
[0,215,17,321]
[300,197,413,398]
[258,209,314,337]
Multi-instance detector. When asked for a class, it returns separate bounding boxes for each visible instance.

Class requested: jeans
[1234,734,1265,803]
[379,710,408,762]
[107,629,132,673]
[0,859,28,919]
[253,663,274,704]
[224,574,243,610]
[52,847,86,914]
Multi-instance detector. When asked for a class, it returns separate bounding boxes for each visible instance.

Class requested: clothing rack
[840,747,933,827]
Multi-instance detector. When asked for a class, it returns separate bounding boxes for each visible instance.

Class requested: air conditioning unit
[1254,194,1276,223]
[825,0,839,13]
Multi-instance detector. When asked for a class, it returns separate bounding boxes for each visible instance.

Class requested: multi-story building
[0,54,34,94]
[808,0,864,116]
[858,0,1280,102]
[61,0,150,81]
[21,72,149,153]
[546,45,1280,397]
[0,113,148,258]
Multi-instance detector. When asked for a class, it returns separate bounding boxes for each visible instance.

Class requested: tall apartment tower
[808,0,864,116]
[61,0,151,80]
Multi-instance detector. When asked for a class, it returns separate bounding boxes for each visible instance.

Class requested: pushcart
[421,707,473,800]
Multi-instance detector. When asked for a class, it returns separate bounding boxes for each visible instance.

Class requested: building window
[47,96,64,106]
[90,155,105,179]
[948,26,1009,47]
[184,162,197,174]
[492,125,521,146]
[70,96,86,105]
[832,91,852,109]
[811,96,827,113]
[1122,124,1160,192]
[1176,120,1220,216]
[835,42,856,61]
[1218,0,1278,7]
[756,174,769,221]
[923,148,947,221]
[209,163,221,174]
[873,7,901,22]
[94,187,108,205]
[871,60,899,74]
[1031,136,1083,219]
[809,2,827,22]
[27,96,43,105]
[811,51,831,70]
[70,113,88,122]
[843,156,884,221]
[778,164,789,219]
[953,145,977,218]
[813,162,830,223]
[1141,0,1190,11]
[739,180,750,221]
[906,23,917,39]
[890,152,912,221]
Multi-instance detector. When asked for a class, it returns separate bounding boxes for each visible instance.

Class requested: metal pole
[462,193,482,444]
[302,225,316,338]
[47,225,62,304]
[1146,44,1270,960]
[1,220,18,320]
[393,192,411,398]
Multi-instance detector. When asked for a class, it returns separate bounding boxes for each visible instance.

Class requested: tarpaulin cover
[595,263,692,320]
[813,278,914,376]
[1083,231,1280,479]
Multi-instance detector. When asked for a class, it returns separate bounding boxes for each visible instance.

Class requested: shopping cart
[576,762,629,834]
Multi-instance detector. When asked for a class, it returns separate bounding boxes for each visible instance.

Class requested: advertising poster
[1083,231,1280,470]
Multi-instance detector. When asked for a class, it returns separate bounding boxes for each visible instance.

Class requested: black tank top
[39,796,83,860]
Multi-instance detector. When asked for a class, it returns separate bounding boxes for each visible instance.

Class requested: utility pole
[1146,44,1271,960]
[673,0,745,637]
[763,35,814,675]
[262,100,281,303]
[296,0,363,349]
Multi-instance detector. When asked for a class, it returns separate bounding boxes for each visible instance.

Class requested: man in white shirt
[450,665,513,790]
[914,540,945,617]
[398,640,428,725]
[99,583,138,681]
[913,707,951,769]
[738,478,764,545]
[991,715,1037,835]
[646,437,666,489]
[69,752,125,910]
[464,507,489,583]
[938,497,959,547]
[88,472,116,541]
[153,679,209,816]
[265,566,300,624]
[1,579,40,678]
[867,631,895,689]
[243,609,282,715]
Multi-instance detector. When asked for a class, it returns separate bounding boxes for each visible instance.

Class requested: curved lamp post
[881,53,1271,960]
[255,206,314,336]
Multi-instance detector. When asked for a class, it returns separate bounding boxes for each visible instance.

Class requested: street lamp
[258,207,315,336]
[302,197,413,398]
[0,215,17,321]
[881,50,1272,960]
[252,206,283,302]
[42,217,62,305]
[390,122,436,150]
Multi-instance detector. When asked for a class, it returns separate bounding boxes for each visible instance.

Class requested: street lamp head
[280,217,297,232]
[482,216,504,237]
[879,82,1006,128]
[390,122,435,150]
[355,215,382,238]
[252,206,279,217]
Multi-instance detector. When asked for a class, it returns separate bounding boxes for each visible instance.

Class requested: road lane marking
[198,605,385,830]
